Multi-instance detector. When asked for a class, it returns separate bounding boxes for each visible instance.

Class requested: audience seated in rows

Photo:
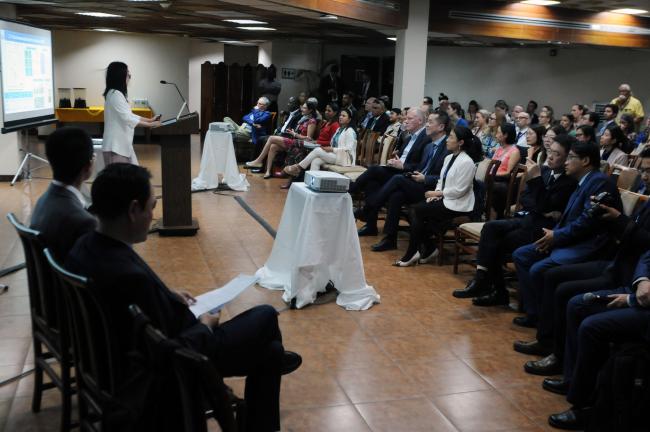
[394,126,482,266]
[65,163,302,431]
[284,107,356,175]
[490,123,521,219]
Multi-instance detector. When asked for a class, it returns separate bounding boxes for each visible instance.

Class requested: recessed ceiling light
[387,37,397,41]
[94,28,117,32]
[224,19,267,24]
[520,0,560,5]
[610,8,648,15]
[237,27,276,31]
[319,14,338,20]
[76,12,122,18]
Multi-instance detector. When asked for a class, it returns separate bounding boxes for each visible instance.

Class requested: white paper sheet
[189,274,258,317]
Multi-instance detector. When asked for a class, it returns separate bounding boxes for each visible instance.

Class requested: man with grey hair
[611,83,645,127]
[224,97,271,146]
[351,107,432,236]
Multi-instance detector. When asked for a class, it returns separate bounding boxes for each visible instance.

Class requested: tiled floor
[0,136,569,431]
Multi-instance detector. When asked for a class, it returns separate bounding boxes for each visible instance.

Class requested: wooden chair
[452,159,501,274]
[619,188,649,217]
[504,164,528,218]
[616,168,641,191]
[627,154,640,169]
[378,135,396,165]
[45,249,127,432]
[358,131,381,167]
[7,214,77,432]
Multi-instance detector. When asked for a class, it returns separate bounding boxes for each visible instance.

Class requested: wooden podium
[150,112,200,236]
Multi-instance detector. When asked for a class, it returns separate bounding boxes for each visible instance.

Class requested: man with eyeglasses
[515,111,531,148]
[574,125,595,144]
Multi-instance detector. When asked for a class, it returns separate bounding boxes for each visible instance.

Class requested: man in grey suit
[30,127,97,260]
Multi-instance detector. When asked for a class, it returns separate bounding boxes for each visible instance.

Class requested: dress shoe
[353,207,367,222]
[512,315,537,328]
[357,225,378,236]
[513,340,553,356]
[525,354,562,376]
[281,351,302,375]
[548,408,585,430]
[453,277,490,299]
[472,289,509,306]
[543,377,570,395]
[371,237,397,252]
[393,251,420,267]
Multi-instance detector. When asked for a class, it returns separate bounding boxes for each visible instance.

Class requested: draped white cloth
[192,131,249,191]
[256,183,380,310]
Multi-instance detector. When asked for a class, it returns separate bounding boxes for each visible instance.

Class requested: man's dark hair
[494,99,509,111]
[45,127,94,184]
[435,111,451,134]
[577,125,595,142]
[390,108,401,116]
[551,133,572,155]
[640,148,650,159]
[423,96,433,105]
[605,103,619,115]
[528,100,538,109]
[570,139,601,169]
[90,163,152,220]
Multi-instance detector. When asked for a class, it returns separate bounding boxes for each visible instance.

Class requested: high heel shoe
[245,161,263,168]
[283,164,302,177]
[419,248,439,264]
[392,251,420,267]
[263,173,272,179]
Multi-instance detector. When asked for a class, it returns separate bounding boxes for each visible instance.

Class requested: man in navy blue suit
[357,111,450,251]
[512,139,622,328]
[351,107,431,236]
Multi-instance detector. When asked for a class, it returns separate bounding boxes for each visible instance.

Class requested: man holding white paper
[66,163,301,432]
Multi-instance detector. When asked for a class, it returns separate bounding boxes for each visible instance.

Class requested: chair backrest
[600,160,611,175]
[505,164,528,218]
[379,135,396,165]
[45,248,119,406]
[627,154,640,169]
[481,159,501,221]
[619,188,649,217]
[6,213,64,336]
[616,168,641,191]
[359,131,381,166]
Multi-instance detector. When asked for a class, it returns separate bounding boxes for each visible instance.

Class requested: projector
[209,122,235,133]
[304,170,350,193]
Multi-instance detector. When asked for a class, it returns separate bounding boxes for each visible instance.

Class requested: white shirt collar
[51,180,86,207]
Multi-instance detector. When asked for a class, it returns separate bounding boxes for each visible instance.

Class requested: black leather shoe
[453,278,491,299]
[548,408,585,430]
[525,354,562,376]
[353,208,367,222]
[512,315,537,328]
[357,225,378,236]
[371,237,397,252]
[543,377,569,395]
[513,340,553,356]
[281,351,302,375]
[472,289,509,306]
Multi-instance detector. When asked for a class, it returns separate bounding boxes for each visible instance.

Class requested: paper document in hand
[190,274,258,317]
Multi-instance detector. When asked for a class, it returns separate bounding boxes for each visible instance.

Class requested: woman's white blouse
[102,89,141,158]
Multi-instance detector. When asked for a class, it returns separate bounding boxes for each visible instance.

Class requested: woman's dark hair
[573,104,587,116]
[438,93,448,102]
[90,163,152,220]
[549,124,566,136]
[604,124,628,150]
[454,125,483,162]
[499,123,517,145]
[543,105,554,117]
[304,99,318,117]
[46,128,94,184]
[530,125,546,147]
[449,102,462,115]
[390,108,401,116]
[619,114,635,133]
[326,102,340,116]
[423,96,433,105]
[468,100,479,111]
[576,125,595,143]
[570,139,600,169]
[339,108,354,130]
[103,61,128,98]
[562,113,574,123]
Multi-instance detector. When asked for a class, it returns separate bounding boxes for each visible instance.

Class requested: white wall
[272,41,321,109]
[188,40,224,118]
[53,30,190,119]
[424,45,650,116]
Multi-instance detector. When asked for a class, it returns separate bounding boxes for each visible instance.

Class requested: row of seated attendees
[25,127,302,431]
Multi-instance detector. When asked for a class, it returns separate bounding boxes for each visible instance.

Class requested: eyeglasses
[575,132,585,137]
[566,154,582,160]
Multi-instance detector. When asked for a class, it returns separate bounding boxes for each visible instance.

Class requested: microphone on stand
[160,80,190,120]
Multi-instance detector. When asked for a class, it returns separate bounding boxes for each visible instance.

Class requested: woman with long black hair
[393,125,483,266]
[102,62,160,165]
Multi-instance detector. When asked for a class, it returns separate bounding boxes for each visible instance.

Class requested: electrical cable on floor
[232,196,277,239]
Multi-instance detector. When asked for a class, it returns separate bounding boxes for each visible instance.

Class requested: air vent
[449,10,650,35]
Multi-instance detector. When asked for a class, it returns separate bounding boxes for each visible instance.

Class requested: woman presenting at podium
[102,61,160,165]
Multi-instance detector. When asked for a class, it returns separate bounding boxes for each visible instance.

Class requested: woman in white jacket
[102,62,160,165]
[394,125,483,266]
[283,108,357,175]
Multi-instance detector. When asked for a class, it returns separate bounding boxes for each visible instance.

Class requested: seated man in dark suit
[453,134,577,305]
[520,184,650,375]
[359,112,450,252]
[544,249,650,430]
[65,164,301,432]
[366,99,390,135]
[512,140,622,328]
[352,107,430,236]
[30,127,97,260]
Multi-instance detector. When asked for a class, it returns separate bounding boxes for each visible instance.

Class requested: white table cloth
[256,183,380,310]
[192,130,249,192]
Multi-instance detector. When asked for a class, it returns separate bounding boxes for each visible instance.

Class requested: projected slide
[0,19,55,131]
